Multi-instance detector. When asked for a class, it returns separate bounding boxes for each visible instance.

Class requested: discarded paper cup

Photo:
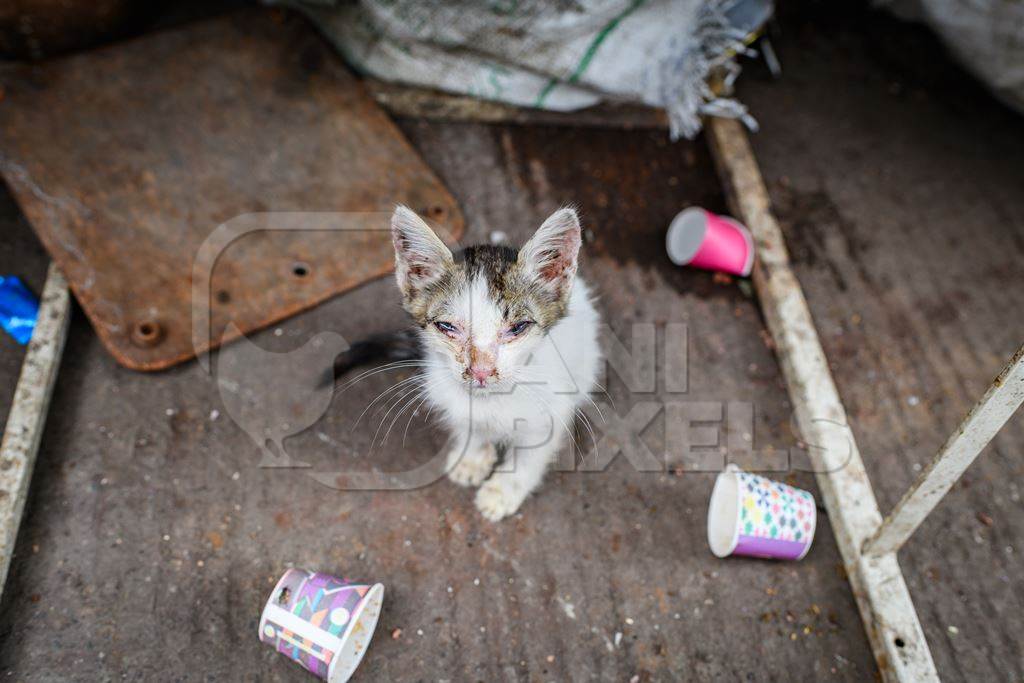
[259,568,384,683]
[665,207,754,276]
[708,467,816,560]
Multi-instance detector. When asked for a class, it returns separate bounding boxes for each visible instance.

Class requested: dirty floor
[1,2,1022,681]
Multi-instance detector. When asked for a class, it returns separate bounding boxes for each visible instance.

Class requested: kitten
[339,206,602,521]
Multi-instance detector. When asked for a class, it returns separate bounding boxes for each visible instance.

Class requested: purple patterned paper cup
[707,467,817,560]
[259,569,384,683]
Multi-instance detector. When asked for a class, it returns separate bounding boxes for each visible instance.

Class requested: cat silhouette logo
[216,322,348,469]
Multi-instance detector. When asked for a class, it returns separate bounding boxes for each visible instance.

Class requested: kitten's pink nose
[470,365,496,386]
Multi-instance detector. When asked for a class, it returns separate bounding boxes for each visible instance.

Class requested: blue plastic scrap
[0,275,39,345]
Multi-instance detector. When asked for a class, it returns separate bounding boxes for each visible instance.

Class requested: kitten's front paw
[447,442,498,487]
[475,475,525,522]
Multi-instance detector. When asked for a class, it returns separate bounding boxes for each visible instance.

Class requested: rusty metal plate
[0,9,464,371]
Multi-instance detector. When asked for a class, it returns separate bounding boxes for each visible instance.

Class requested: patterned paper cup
[707,467,817,560]
[665,207,755,276]
[259,569,384,683]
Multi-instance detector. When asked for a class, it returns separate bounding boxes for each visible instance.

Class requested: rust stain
[654,587,669,615]
[273,511,292,529]
[205,530,224,550]
[489,126,736,302]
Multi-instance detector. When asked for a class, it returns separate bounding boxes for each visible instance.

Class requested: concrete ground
[1,2,1022,681]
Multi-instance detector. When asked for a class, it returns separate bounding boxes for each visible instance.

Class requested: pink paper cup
[666,207,754,276]
[259,568,385,683]
[707,467,817,560]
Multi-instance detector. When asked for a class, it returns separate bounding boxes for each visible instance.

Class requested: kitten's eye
[434,321,458,336]
[508,320,533,337]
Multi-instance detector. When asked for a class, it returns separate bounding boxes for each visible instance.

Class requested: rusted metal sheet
[0,9,464,371]
[0,263,69,595]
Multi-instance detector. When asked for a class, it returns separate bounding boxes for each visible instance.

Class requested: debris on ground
[0,275,38,345]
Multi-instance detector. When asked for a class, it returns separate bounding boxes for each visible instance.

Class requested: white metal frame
[0,264,71,594]
[707,114,1024,682]
[864,346,1024,557]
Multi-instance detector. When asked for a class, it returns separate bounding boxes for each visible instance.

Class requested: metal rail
[864,345,1024,557]
[706,115,940,682]
[0,263,71,594]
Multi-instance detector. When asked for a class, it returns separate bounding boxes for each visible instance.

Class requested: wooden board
[0,9,463,371]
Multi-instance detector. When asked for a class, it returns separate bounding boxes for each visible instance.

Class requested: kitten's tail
[322,328,422,387]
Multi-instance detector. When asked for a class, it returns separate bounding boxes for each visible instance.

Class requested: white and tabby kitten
[388,205,601,520]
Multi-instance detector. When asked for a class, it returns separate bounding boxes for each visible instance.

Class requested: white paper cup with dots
[708,466,817,560]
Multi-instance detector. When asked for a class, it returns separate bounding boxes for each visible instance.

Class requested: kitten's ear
[518,207,582,300]
[391,205,453,299]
